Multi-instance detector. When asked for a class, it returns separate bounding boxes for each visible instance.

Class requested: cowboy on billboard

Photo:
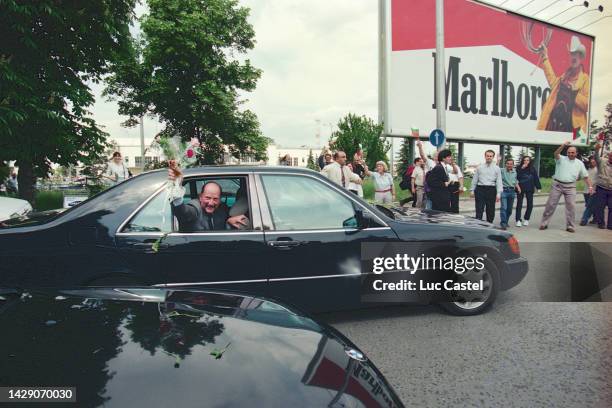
[537,36,590,134]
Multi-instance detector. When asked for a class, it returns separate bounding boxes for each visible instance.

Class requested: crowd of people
[318,149,396,204]
[317,139,611,232]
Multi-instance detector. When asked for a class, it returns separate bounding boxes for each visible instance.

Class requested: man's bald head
[567,146,577,160]
[199,182,222,214]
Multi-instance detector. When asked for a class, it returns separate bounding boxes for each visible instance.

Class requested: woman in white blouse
[371,161,395,204]
[104,152,130,185]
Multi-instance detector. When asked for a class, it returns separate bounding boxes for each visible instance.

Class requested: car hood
[388,206,494,228]
[0,197,33,222]
[0,209,64,229]
[0,289,403,408]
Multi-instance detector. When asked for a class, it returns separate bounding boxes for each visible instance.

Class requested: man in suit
[168,161,248,232]
[427,149,452,212]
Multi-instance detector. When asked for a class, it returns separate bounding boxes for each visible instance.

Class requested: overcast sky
[89,0,612,163]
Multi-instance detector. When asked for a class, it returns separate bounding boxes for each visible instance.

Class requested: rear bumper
[500,256,528,290]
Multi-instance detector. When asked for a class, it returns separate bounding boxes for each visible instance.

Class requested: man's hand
[227,215,249,229]
[516,185,521,194]
[167,160,182,181]
[496,196,500,203]
[470,192,475,198]
[412,187,416,194]
[563,141,572,147]
[416,140,423,147]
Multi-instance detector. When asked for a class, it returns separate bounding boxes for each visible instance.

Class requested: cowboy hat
[568,35,586,57]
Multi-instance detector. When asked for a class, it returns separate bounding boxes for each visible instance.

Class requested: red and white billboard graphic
[385,0,595,145]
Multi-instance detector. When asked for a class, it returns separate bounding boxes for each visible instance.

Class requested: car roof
[178,165,320,176]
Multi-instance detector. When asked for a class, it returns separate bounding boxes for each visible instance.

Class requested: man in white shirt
[411,158,426,208]
[540,141,593,232]
[320,151,362,190]
[446,161,464,213]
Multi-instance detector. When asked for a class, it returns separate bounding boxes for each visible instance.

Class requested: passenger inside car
[167,165,249,232]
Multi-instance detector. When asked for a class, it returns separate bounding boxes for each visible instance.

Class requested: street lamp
[547,1,589,22]
[561,4,603,25]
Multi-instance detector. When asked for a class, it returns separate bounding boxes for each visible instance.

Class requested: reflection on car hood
[0,289,403,408]
[389,206,493,228]
[0,209,65,229]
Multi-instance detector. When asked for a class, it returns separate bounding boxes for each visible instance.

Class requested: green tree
[105,0,269,165]
[306,149,317,170]
[0,0,137,203]
[396,138,414,177]
[329,114,390,171]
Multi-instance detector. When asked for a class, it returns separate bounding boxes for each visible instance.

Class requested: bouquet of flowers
[151,135,202,252]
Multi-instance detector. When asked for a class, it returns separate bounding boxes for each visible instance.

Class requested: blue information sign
[429,129,445,147]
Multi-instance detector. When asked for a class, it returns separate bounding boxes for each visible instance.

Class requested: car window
[122,191,172,233]
[261,175,357,230]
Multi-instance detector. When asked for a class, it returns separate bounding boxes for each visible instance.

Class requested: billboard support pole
[435,0,446,152]
[458,142,464,170]
[535,146,541,175]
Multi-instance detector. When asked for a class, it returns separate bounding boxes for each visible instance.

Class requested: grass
[34,190,64,211]
[362,177,579,201]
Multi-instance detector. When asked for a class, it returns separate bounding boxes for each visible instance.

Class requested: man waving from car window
[167,160,248,231]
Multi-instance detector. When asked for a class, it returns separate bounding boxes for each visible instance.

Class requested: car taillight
[507,236,520,255]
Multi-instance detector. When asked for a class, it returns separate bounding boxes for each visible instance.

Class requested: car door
[256,172,399,312]
[115,172,268,295]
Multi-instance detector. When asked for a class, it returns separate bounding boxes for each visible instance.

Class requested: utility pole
[139,116,145,172]
[435,0,446,152]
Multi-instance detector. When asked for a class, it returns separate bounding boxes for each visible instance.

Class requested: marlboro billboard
[383,0,595,145]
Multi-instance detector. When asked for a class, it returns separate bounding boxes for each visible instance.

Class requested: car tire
[439,255,500,316]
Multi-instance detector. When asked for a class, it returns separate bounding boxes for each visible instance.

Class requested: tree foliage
[105,0,269,165]
[329,114,390,171]
[396,138,414,176]
[0,0,137,202]
[306,149,317,171]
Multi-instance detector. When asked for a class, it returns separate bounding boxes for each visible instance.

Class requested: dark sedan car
[0,288,404,407]
[0,166,527,315]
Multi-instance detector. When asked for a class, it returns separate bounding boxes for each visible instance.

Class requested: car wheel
[439,256,500,316]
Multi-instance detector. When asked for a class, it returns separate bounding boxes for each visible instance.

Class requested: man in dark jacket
[168,162,248,232]
[427,149,452,212]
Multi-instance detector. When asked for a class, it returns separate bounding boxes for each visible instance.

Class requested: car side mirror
[355,209,370,229]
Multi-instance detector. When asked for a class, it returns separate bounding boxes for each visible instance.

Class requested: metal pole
[378,0,386,126]
[435,0,446,152]
[139,116,145,172]
[458,142,464,170]
[534,146,541,175]
[499,144,505,161]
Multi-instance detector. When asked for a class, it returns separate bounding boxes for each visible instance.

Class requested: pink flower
[190,137,200,147]
[186,148,194,158]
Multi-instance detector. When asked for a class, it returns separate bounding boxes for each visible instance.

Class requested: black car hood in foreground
[0,289,403,408]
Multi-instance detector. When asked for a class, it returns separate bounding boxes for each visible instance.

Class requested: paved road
[319,202,612,407]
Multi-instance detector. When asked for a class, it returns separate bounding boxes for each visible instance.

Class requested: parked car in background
[0,288,404,408]
[0,196,32,223]
[0,166,527,316]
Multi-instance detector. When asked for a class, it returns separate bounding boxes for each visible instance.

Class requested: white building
[114,137,324,169]
[112,137,162,172]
